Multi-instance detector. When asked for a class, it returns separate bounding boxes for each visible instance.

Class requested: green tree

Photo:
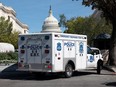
[59,14,67,28]
[65,17,78,33]
[0,16,12,42]
[71,0,115,65]
[61,15,112,44]
[65,16,96,44]
[81,0,116,65]
[0,16,19,49]
[9,31,20,49]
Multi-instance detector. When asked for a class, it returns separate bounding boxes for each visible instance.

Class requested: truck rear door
[54,40,63,71]
[76,41,87,69]
[26,38,42,64]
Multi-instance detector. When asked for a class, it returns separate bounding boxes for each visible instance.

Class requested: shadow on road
[1,64,113,81]
[0,64,97,81]
[103,82,116,86]
[0,71,97,81]
[73,70,97,77]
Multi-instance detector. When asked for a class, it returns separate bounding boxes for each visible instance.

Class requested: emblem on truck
[57,42,61,51]
[79,42,84,53]
[89,56,94,62]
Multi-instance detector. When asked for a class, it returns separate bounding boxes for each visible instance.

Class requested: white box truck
[18,33,103,77]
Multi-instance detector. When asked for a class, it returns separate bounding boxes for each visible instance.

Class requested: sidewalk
[0,63,17,72]
[103,65,116,73]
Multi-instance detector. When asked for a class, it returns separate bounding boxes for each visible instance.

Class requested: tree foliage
[71,0,116,65]
[9,31,19,49]
[82,0,116,23]
[60,15,112,45]
[0,17,12,36]
[0,16,19,49]
[59,14,67,28]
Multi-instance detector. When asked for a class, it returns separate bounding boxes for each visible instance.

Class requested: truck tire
[97,60,103,74]
[65,64,73,78]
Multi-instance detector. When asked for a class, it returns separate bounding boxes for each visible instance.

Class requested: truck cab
[87,46,103,68]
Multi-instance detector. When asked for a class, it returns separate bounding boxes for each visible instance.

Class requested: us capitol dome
[41,6,62,33]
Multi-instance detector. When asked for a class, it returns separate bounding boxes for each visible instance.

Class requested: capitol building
[41,6,62,33]
[0,3,28,34]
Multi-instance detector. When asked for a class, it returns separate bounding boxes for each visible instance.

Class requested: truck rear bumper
[17,63,52,72]
[17,68,52,72]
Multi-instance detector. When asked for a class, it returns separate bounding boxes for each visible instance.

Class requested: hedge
[0,52,18,61]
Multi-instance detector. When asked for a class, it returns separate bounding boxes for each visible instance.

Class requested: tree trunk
[109,19,116,66]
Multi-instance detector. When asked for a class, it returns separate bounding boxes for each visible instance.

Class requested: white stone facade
[0,3,28,34]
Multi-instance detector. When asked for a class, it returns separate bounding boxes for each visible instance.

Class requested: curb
[103,66,116,72]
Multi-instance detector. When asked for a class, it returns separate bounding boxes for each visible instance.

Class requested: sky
[0,0,94,33]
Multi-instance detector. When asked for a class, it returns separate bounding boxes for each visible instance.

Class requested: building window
[24,30,27,33]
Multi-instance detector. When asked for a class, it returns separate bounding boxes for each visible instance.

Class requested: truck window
[87,46,93,54]
[92,49,100,55]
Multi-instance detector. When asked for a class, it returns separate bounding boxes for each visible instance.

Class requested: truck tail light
[45,49,49,54]
[45,64,52,69]
[47,65,52,69]
[20,50,25,53]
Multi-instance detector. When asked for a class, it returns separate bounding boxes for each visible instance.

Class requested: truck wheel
[65,64,73,78]
[97,60,103,74]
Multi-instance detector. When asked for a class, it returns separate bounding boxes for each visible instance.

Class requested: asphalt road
[0,69,116,87]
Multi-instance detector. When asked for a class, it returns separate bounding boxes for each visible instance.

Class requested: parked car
[87,46,103,68]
